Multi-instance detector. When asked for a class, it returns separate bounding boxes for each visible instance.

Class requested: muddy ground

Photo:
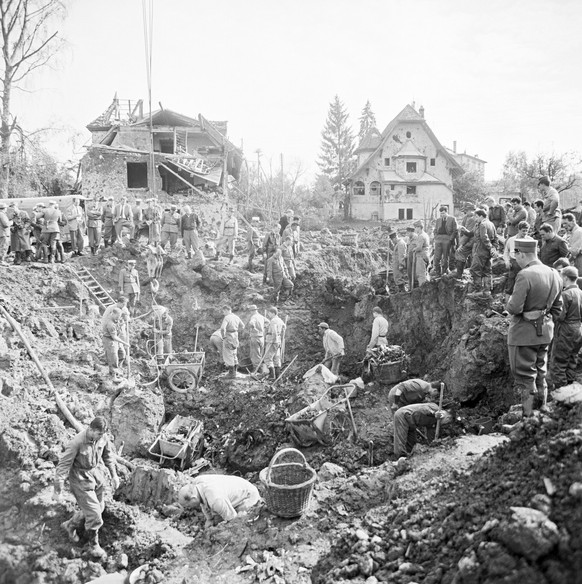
[0,225,580,584]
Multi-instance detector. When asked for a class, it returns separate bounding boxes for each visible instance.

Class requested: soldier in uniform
[432,206,458,277]
[118,259,140,315]
[101,197,116,247]
[506,239,563,416]
[469,209,497,297]
[216,207,238,264]
[246,216,261,272]
[412,221,430,286]
[143,198,162,244]
[86,199,103,255]
[266,248,293,303]
[263,306,285,380]
[262,223,281,283]
[181,205,201,259]
[246,304,266,372]
[161,204,181,251]
[101,307,129,377]
[113,196,132,241]
[67,198,85,256]
[220,305,245,379]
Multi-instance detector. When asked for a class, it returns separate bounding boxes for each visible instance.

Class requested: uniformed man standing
[469,209,497,297]
[101,197,116,247]
[318,322,345,375]
[86,199,103,255]
[266,248,294,303]
[161,205,181,251]
[113,196,132,241]
[118,259,140,315]
[263,306,285,380]
[246,304,265,372]
[262,223,281,283]
[548,266,582,389]
[67,198,85,256]
[432,206,457,277]
[216,207,238,264]
[181,205,200,259]
[506,239,563,416]
[246,216,261,272]
[53,416,119,560]
[367,307,388,352]
[102,307,129,377]
[220,305,245,378]
[152,305,173,356]
[143,198,162,244]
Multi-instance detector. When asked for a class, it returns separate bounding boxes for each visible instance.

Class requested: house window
[430,158,436,166]
[406,162,417,173]
[353,181,365,196]
[384,157,391,166]
[407,185,417,195]
[406,209,413,220]
[369,181,381,196]
[371,212,379,221]
[127,162,148,189]
[390,185,395,190]
[398,209,405,220]
[406,131,411,138]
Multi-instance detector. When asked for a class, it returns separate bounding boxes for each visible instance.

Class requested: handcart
[285,383,356,447]
[161,351,205,393]
[148,414,204,470]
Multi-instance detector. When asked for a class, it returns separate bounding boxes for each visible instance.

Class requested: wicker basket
[259,448,317,518]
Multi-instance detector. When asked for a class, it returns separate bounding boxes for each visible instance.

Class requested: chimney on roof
[453,141,457,154]
[419,105,425,118]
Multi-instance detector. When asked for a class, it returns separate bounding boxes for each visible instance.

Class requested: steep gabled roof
[393,139,426,158]
[347,104,464,180]
[354,127,382,154]
[132,108,200,128]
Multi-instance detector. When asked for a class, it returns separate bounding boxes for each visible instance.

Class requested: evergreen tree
[317,95,355,218]
[358,100,377,142]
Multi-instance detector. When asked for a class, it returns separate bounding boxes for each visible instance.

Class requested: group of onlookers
[386,176,581,298]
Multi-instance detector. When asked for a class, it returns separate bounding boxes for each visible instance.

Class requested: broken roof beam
[158,162,207,197]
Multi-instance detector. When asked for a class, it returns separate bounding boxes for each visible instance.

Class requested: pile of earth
[312,400,582,584]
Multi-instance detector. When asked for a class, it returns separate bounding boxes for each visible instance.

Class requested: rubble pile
[313,402,582,583]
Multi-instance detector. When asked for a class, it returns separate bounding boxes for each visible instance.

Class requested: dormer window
[384,157,391,166]
[406,162,417,173]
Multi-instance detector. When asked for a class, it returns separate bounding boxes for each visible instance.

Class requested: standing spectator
[160,204,181,251]
[279,209,294,236]
[562,213,582,272]
[31,204,47,262]
[503,221,534,295]
[412,221,430,286]
[101,197,116,247]
[144,198,162,244]
[290,218,301,257]
[118,259,140,315]
[86,199,103,255]
[539,224,569,267]
[405,226,417,289]
[538,176,561,233]
[548,266,582,389]
[216,207,238,264]
[130,199,143,242]
[38,200,62,264]
[113,196,132,241]
[367,306,389,351]
[246,216,261,272]
[485,196,506,233]
[432,206,457,277]
[10,201,33,264]
[181,205,200,259]
[388,230,407,292]
[266,248,294,303]
[67,198,85,256]
[262,223,281,283]
[506,197,528,237]
[0,202,9,265]
[102,308,129,378]
[454,204,477,279]
[281,236,296,281]
[469,209,497,297]
[533,199,544,242]
[523,201,537,228]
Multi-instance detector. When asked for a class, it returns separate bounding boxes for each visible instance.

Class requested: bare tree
[0,0,65,196]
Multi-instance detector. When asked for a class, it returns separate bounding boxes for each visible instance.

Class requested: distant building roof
[354,127,382,154]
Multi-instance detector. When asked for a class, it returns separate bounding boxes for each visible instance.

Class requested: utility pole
[280,153,284,213]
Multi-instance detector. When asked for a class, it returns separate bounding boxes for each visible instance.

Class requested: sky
[13,0,582,183]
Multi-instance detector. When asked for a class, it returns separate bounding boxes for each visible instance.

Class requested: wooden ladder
[67,265,115,310]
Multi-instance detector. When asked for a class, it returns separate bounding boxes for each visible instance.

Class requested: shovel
[435,382,445,440]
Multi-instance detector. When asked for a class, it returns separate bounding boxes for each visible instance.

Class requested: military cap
[406,226,415,232]
[247,304,258,310]
[514,239,537,253]
[318,322,329,329]
[413,220,423,228]
[562,266,579,280]
[389,231,397,238]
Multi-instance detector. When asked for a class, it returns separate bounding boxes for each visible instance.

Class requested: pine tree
[317,95,355,196]
[358,100,377,142]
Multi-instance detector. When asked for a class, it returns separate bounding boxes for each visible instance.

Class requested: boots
[455,261,465,280]
[268,366,275,380]
[25,250,33,263]
[228,254,234,265]
[91,247,96,255]
[227,366,237,379]
[56,246,64,263]
[13,251,22,265]
[61,514,81,543]
[274,366,281,380]
[85,529,107,561]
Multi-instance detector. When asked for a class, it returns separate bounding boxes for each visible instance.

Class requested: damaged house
[345,104,464,221]
[81,96,243,200]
